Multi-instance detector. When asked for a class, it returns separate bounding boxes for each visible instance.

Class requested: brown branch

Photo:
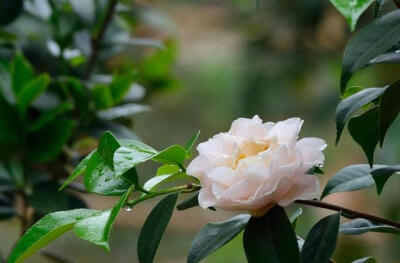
[82,0,119,79]
[17,191,29,237]
[295,199,400,229]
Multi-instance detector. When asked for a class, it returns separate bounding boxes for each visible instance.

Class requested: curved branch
[295,199,400,229]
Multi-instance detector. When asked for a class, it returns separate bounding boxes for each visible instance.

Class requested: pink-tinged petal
[228,115,266,140]
[297,137,327,151]
[187,156,210,178]
[208,167,236,187]
[277,174,320,206]
[268,117,303,145]
[198,188,217,209]
[218,171,264,200]
[197,134,235,159]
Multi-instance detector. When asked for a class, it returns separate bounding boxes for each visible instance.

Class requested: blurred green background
[1,0,400,262]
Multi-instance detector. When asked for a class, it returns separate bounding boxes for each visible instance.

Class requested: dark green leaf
[0,0,23,25]
[330,0,374,31]
[185,130,201,158]
[176,193,215,211]
[335,87,386,144]
[243,206,299,263]
[371,165,400,194]
[340,10,400,93]
[290,208,303,229]
[85,151,133,196]
[300,213,340,263]
[369,51,400,64]
[306,166,324,175]
[17,74,50,114]
[353,256,376,263]
[348,107,380,166]
[29,102,73,132]
[11,52,34,96]
[137,193,179,263]
[59,151,96,191]
[188,214,250,263]
[8,209,97,263]
[340,218,400,235]
[321,164,382,199]
[98,131,121,168]
[74,186,134,250]
[374,0,388,18]
[27,118,74,162]
[29,182,69,214]
[0,96,20,144]
[379,81,400,146]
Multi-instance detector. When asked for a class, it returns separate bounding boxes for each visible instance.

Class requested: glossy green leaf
[0,0,23,25]
[185,130,201,158]
[335,87,387,144]
[348,107,380,166]
[340,10,400,92]
[11,52,33,95]
[300,213,340,263]
[330,0,374,31]
[17,74,50,114]
[371,165,400,195]
[339,218,400,235]
[98,131,121,168]
[29,102,73,132]
[153,145,187,166]
[120,139,157,154]
[290,208,303,229]
[74,186,134,250]
[243,206,299,263]
[188,214,250,263]
[143,172,188,192]
[379,81,400,146]
[321,164,382,198]
[353,256,376,263]
[137,193,179,263]
[59,151,96,191]
[27,118,74,162]
[113,146,155,177]
[156,164,181,176]
[8,209,97,263]
[85,151,133,196]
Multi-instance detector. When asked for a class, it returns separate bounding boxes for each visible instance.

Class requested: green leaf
[59,151,96,191]
[85,151,133,196]
[0,96,20,144]
[340,10,400,92]
[176,193,200,211]
[300,213,340,263]
[98,131,121,168]
[0,0,23,25]
[27,118,74,162]
[348,107,380,166]
[113,146,155,177]
[110,71,136,104]
[8,209,97,263]
[143,172,188,192]
[17,74,50,114]
[369,51,400,64]
[97,103,151,121]
[290,208,303,229]
[137,193,179,263]
[330,0,374,31]
[379,81,400,146]
[321,164,382,199]
[185,130,201,158]
[73,186,134,250]
[339,218,400,235]
[374,0,388,18]
[335,87,387,144]
[28,102,73,132]
[11,52,34,96]
[29,182,69,214]
[92,84,113,110]
[353,256,376,263]
[243,206,300,263]
[153,145,187,166]
[371,165,400,194]
[188,214,250,263]
[156,164,181,176]
[69,0,95,24]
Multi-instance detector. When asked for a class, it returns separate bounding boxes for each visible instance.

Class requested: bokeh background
[1,0,400,262]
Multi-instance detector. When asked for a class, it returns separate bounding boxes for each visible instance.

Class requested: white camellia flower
[187,115,326,217]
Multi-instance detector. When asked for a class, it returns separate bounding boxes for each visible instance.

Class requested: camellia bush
[2,0,400,263]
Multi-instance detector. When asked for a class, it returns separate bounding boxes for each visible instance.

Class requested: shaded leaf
[110,71,136,103]
[340,218,400,235]
[369,50,400,64]
[300,213,340,263]
[29,102,73,132]
[0,0,23,25]
[371,165,400,195]
[176,193,215,211]
[185,130,201,158]
[17,74,50,114]
[330,0,374,31]
[8,209,97,263]
[379,81,400,146]
[321,164,382,198]
[374,0,388,17]
[340,10,400,93]
[98,131,121,168]
[74,186,134,250]
[29,182,69,214]
[188,214,250,263]
[11,52,33,95]
[69,0,95,24]
[97,103,150,121]
[137,193,179,263]
[92,84,113,110]
[348,107,380,166]
[243,206,299,263]
[335,87,386,144]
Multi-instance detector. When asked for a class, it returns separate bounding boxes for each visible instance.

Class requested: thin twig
[82,0,119,79]
[295,199,400,229]
[18,191,29,236]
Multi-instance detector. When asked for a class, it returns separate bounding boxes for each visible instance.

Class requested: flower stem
[125,184,201,208]
[295,199,400,229]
